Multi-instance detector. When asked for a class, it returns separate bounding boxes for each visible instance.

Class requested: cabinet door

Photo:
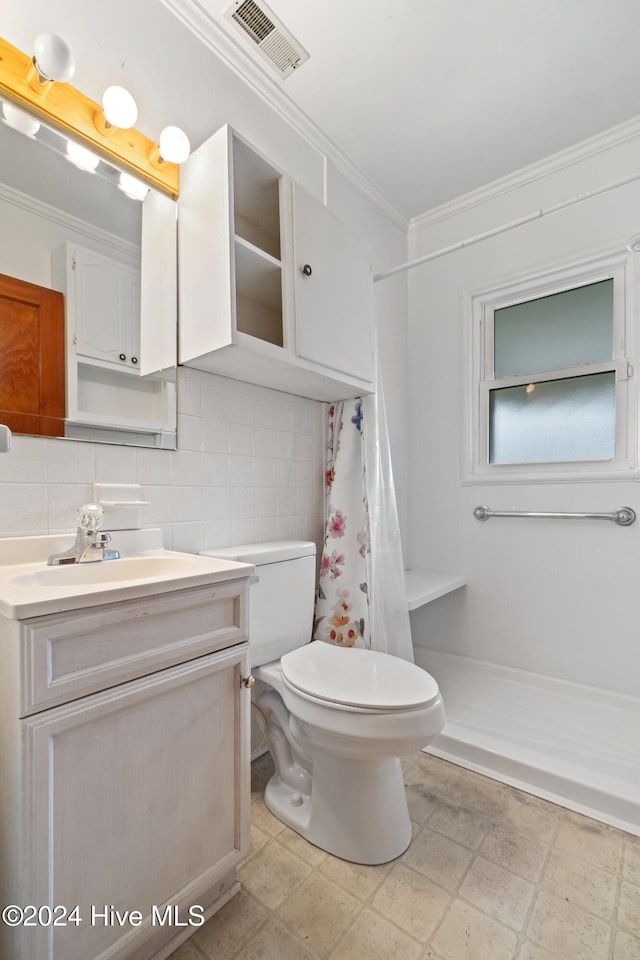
[72,245,140,370]
[178,125,235,364]
[138,189,177,376]
[20,645,250,960]
[292,184,374,383]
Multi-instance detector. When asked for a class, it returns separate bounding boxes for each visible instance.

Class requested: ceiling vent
[224,0,309,78]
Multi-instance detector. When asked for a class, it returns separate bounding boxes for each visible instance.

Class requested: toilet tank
[200,541,316,667]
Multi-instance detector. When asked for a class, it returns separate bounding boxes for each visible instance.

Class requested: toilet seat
[280,641,440,711]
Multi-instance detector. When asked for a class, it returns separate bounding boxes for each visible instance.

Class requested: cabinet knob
[242,675,255,689]
[302,264,313,276]
[131,356,138,365]
[119,353,127,362]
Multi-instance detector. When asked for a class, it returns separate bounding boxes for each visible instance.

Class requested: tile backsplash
[0,368,325,554]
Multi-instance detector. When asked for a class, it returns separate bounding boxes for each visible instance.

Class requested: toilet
[202,540,445,864]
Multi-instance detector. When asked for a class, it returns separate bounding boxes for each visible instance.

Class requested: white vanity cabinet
[178,124,375,401]
[0,577,252,960]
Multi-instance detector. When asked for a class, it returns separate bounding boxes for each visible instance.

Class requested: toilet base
[264,751,412,865]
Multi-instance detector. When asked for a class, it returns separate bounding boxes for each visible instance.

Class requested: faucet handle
[77,502,104,533]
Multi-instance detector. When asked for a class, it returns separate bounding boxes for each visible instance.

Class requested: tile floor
[171,751,640,960]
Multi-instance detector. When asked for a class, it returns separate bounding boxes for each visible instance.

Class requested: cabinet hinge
[628,362,634,378]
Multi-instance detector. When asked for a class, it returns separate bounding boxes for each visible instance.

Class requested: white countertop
[0,529,254,620]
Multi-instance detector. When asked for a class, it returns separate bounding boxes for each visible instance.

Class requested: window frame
[464,247,637,484]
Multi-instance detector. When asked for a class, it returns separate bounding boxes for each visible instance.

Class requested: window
[466,250,636,482]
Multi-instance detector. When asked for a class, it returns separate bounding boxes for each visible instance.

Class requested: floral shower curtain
[313,388,414,662]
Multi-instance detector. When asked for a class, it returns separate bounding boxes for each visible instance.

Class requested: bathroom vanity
[0,530,253,960]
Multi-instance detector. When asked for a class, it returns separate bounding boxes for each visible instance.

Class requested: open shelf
[234,237,283,347]
[233,135,282,260]
[75,362,174,432]
[405,570,466,609]
[232,135,285,349]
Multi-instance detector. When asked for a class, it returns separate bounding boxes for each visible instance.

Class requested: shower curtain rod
[372,169,640,283]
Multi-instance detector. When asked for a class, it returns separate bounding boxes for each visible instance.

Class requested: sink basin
[11,554,209,587]
[0,530,254,619]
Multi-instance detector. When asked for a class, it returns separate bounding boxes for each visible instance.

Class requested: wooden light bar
[0,35,180,198]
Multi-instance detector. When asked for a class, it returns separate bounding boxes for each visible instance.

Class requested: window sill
[460,466,639,485]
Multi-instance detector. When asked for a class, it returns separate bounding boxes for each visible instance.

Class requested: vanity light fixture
[1,100,40,137]
[27,32,75,95]
[149,125,191,166]
[65,138,100,172]
[0,33,181,198]
[118,171,149,201]
[94,85,138,137]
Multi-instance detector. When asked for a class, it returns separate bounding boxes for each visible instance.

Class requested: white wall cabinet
[0,581,251,960]
[178,124,375,401]
[292,182,374,382]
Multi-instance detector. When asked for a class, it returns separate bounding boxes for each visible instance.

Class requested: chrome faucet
[47,503,120,566]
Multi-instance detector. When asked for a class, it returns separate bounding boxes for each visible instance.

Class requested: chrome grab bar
[473,505,636,526]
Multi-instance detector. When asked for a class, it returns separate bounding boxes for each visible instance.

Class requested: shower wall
[404,123,640,833]
[407,123,640,698]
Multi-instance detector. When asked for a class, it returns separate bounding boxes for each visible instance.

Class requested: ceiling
[171,0,640,223]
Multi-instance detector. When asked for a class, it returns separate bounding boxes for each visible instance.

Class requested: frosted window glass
[494,279,613,377]
[489,371,616,464]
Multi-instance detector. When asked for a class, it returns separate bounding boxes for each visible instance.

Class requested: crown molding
[0,181,140,258]
[409,115,640,234]
[161,0,409,231]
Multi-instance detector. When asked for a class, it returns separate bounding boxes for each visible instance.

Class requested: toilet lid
[281,642,440,710]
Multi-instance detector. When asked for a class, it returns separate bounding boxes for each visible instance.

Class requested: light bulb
[66,139,100,173]
[158,126,190,164]
[32,32,75,82]
[101,86,138,129]
[2,102,40,138]
[118,172,149,201]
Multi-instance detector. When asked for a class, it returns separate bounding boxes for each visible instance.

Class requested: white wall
[0,188,139,286]
[0,369,324,552]
[406,123,640,698]
[326,165,409,538]
[0,2,408,549]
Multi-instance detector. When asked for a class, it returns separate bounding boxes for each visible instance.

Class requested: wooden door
[0,272,64,436]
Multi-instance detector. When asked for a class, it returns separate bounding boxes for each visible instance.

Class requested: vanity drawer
[19,580,248,716]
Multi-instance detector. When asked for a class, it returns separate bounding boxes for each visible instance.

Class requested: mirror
[0,100,178,448]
